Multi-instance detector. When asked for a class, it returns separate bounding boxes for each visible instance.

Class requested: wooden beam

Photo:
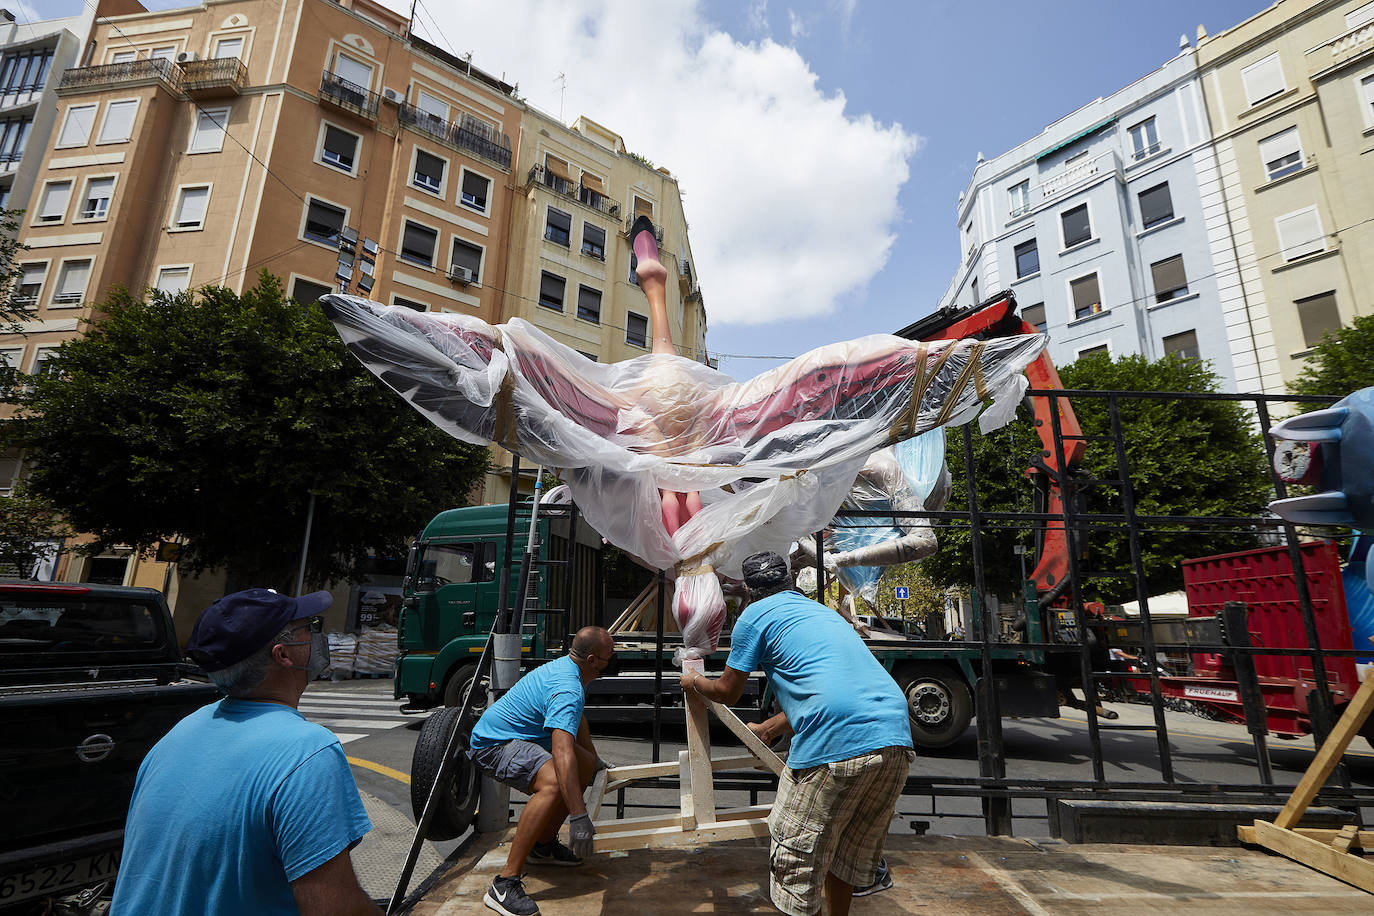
[1250,819,1374,893]
[678,750,694,830]
[585,768,608,821]
[594,803,772,837]
[685,694,716,824]
[592,817,771,852]
[1275,674,1374,829]
[1238,826,1369,849]
[706,699,785,776]
[1333,825,1360,854]
[603,752,772,784]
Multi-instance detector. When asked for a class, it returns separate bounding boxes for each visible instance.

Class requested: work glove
[569,812,596,859]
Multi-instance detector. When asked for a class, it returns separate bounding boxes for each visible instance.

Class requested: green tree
[0,207,33,329]
[2,273,488,589]
[1289,314,1374,398]
[0,484,74,578]
[922,353,1269,603]
[872,562,951,623]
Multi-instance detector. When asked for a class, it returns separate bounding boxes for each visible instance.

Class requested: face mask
[286,631,331,680]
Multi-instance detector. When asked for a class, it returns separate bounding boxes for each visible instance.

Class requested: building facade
[1195,0,1374,390]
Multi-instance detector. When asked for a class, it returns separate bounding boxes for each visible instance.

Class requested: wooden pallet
[583,658,783,851]
[1237,666,1374,893]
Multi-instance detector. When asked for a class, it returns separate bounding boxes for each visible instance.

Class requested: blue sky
[37,0,1273,380]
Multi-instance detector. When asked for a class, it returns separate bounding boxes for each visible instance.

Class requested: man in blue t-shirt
[469,626,614,916]
[684,552,912,916]
[110,588,377,916]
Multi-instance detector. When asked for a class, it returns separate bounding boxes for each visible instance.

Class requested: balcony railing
[181,57,248,97]
[525,165,619,215]
[1041,151,1117,198]
[320,70,379,120]
[1306,20,1374,78]
[398,103,511,169]
[58,58,182,93]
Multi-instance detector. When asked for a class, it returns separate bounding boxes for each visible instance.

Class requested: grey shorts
[469,739,552,794]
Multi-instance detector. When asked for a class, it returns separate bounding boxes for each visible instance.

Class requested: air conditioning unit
[449,266,476,284]
[381,87,402,104]
[176,51,199,63]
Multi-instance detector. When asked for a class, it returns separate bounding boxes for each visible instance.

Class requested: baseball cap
[742,551,790,590]
[186,588,332,672]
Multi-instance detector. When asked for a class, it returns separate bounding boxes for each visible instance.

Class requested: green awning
[1035,117,1117,161]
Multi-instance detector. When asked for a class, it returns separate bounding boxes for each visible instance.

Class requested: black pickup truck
[0,581,220,913]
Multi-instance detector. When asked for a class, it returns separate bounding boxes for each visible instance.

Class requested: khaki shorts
[768,746,912,916]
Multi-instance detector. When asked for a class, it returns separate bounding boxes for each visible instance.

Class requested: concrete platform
[408,830,1373,914]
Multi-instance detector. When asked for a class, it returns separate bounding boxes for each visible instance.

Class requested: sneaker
[853,857,893,897]
[528,839,583,867]
[484,874,539,916]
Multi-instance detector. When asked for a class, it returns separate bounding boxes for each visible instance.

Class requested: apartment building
[938,42,1250,387]
[1195,0,1374,389]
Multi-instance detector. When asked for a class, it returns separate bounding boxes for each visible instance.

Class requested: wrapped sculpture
[321,221,1044,661]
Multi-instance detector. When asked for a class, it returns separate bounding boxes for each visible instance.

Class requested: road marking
[314,718,410,729]
[335,733,367,745]
[966,852,1051,915]
[348,756,412,785]
[1057,715,1374,759]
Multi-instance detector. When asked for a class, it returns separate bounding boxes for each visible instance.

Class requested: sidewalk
[405,829,1373,915]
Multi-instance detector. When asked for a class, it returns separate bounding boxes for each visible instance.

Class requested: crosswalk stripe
[301,695,399,705]
[311,718,407,729]
[333,733,368,745]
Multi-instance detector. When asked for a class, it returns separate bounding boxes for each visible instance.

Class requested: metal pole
[294,493,315,595]
[496,454,521,635]
[653,570,665,763]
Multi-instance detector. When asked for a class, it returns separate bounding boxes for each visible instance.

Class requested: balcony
[678,258,694,293]
[181,57,248,98]
[57,58,182,95]
[524,165,619,215]
[320,70,378,121]
[398,103,512,170]
[1040,151,1118,199]
[1306,20,1374,80]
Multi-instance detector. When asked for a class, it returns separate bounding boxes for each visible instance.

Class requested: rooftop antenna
[555,71,567,122]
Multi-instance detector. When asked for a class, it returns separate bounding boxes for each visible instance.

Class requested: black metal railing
[398,103,512,170]
[180,57,248,94]
[525,165,619,216]
[58,58,182,93]
[320,70,379,119]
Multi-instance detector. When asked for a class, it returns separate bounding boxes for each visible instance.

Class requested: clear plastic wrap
[321,294,1046,659]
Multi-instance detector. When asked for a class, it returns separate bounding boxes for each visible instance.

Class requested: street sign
[894,586,909,600]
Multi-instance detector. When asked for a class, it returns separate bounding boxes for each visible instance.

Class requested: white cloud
[416,0,919,328]
[746,0,770,36]
[829,0,858,37]
[788,9,808,39]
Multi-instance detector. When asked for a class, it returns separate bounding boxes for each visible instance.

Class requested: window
[1128,117,1159,161]
[544,207,571,246]
[1258,126,1302,181]
[155,266,190,294]
[1296,292,1341,349]
[1008,180,1030,217]
[0,48,54,106]
[450,239,482,282]
[1138,182,1174,229]
[400,221,438,267]
[57,104,95,147]
[150,46,176,61]
[1275,207,1325,261]
[1061,203,1091,248]
[633,196,654,220]
[460,170,489,212]
[291,277,333,305]
[626,311,648,348]
[111,50,136,64]
[1070,273,1101,319]
[15,263,43,309]
[1022,302,1046,332]
[1150,255,1188,303]
[213,36,244,60]
[538,272,565,311]
[971,277,979,305]
[37,181,72,223]
[1241,53,1286,107]
[333,53,372,90]
[1078,344,1109,360]
[393,297,427,311]
[79,177,115,220]
[319,124,358,172]
[188,106,229,153]
[303,197,345,246]
[582,223,606,260]
[576,285,601,323]
[0,116,30,164]
[415,90,448,121]
[1163,330,1200,361]
[172,186,209,230]
[52,260,92,306]
[413,150,445,194]
[1362,74,1374,127]
[96,99,138,144]
[1349,2,1374,29]
[1013,238,1039,278]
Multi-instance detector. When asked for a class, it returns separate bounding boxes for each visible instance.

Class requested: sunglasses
[287,615,324,635]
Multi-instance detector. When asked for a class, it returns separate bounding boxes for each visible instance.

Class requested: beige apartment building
[1195,0,1374,389]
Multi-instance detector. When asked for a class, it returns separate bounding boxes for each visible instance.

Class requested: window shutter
[58,105,95,146]
[40,182,72,219]
[98,100,138,143]
[451,240,482,274]
[544,154,571,180]
[633,196,653,219]
[177,187,208,226]
[1241,54,1285,106]
[577,286,601,322]
[57,261,91,297]
[1296,292,1341,348]
[1275,208,1324,260]
[580,173,605,194]
[1138,183,1173,228]
[1071,274,1100,315]
[539,272,565,309]
[1150,255,1187,301]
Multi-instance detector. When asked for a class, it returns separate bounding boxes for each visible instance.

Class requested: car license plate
[0,850,120,906]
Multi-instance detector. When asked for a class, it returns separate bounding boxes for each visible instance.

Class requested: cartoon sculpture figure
[321,218,1045,663]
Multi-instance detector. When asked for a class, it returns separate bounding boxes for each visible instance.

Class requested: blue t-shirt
[110,699,372,916]
[727,590,912,769]
[470,654,584,751]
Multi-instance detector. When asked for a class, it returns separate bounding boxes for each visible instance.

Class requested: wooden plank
[593,817,771,852]
[678,750,694,830]
[594,803,771,837]
[1238,825,1369,849]
[597,752,772,786]
[1275,674,1374,829]
[585,768,608,822]
[706,699,786,776]
[685,687,716,825]
[1333,825,1360,854]
[608,583,656,634]
[1250,819,1374,893]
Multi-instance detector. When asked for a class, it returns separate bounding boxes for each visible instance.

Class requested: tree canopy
[0,485,73,578]
[0,207,32,329]
[918,352,1270,603]
[2,273,489,589]
[1289,314,1374,398]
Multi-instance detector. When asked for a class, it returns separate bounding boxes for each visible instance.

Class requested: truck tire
[443,662,488,713]
[898,664,973,749]
[409,706,479,841]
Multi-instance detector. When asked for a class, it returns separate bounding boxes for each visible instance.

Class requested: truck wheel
[443,662,488,713]
[898,665,973,749]
[410,706,479,841]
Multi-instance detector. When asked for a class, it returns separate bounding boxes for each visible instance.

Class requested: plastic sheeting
[321,295,1046,659]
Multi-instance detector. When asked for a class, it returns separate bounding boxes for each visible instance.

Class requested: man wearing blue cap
[110,588,379,916]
